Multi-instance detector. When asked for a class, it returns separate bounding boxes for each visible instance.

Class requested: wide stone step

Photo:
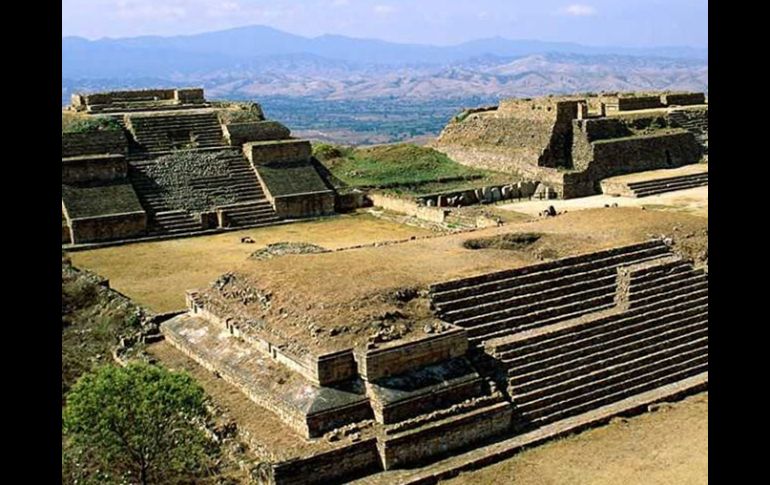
[440,273,617,321]
[468,300,618,347]
[517,341,707,418]
[509,318,707,397]
[500,299,708,368]
[436,268,615,314]
[633,178,708,194]
[454,282,617,328]
[633,182,708,197]
[629,280,708,313]
[626,261,694,288]
[627,173,708,189]
[522,353,708,427]
[629,272,708,304]
[430,241,666,296]
[466,291,616,337]
[432,244,669,304]
[491,288,708,358]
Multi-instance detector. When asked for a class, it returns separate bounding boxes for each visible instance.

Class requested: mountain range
[63,25,707,102]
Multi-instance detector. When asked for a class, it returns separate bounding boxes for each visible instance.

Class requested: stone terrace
[160,215,707,483]
[63,87,335,246]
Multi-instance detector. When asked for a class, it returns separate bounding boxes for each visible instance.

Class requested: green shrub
[312,143,351,161]
[63,363,218,484]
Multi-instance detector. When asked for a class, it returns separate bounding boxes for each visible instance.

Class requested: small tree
[63,363,217,484]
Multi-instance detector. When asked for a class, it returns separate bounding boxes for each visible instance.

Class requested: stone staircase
[127,148,280,235]
[625,172,708,197]
[434,244,710,431]
[668,109,708,154]
[149,210,202,235]
[429,241,673,347]
[126,112,225,152]
[216,200,281,228]
[484,265,707,428]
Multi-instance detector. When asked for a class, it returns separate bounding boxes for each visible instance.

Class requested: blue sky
[62,0,708,48]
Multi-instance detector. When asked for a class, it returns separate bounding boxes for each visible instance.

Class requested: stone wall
[273,191,336,218]
[574,118,632,142]
[244,140,312,165]
[357,328,468,381]
[61,154,127,184]
[605,95,664,112]
[270,439,382,485]
[366,358,485,424]
[62,221,72,244]
[369,193,448,223]
[62,131,128,157]
[174,88,204,104]
[83,89,177,105]
[415,182,538,208]
[582,130,702,175]
[69,211,147,244]
[224,121,291,146]
[436,98,579,171]
[335,190,370,212]
[378,401,513,469]
[662,92,706,106]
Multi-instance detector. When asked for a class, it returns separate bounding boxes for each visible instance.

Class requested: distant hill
[63,25,707,102]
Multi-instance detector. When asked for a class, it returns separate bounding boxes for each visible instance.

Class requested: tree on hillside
[63,363,218,484]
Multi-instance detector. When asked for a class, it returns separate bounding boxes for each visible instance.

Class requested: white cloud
[373,4,396,15]
[562,4,597,16]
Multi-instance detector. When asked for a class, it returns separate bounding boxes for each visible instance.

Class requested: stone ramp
[601,165,708,197]
[430,240,672,346]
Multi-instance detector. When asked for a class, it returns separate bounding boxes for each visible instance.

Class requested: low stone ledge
[357,327,468,382]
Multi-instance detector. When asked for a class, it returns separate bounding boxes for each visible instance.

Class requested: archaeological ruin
[62,88,336,245]
[433,91,708,199]
[158,234,708,484]
[62,87,708,484]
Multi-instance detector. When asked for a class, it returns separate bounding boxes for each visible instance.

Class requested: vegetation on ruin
[315,142,515,195]
[63,363,219,485]
[214,101,265,124]
[62,114,122,134]
[61,253,146,398]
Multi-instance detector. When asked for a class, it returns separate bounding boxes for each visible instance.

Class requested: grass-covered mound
[314,143,516,195]
[62,112,122,133]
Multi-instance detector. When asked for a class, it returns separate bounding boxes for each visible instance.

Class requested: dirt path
[497,186,707,218]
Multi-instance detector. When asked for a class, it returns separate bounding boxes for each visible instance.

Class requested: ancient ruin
[62,86,708,483]
[62,88,336,245]
[159,233,708,484]
[433,91,708,198]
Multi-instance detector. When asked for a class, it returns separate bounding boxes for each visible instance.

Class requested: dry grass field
[444,392,707,485]
[69,212,433,312]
